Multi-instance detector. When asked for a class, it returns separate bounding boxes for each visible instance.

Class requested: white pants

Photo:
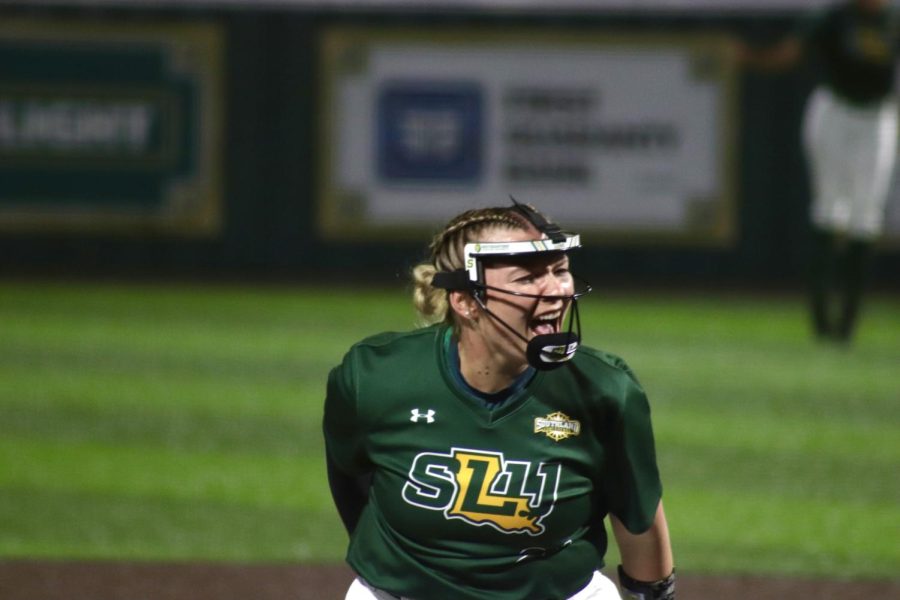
[802,87,898,239]
[345,569,621,600]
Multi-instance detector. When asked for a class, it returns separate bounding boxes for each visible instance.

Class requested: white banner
[319,29,738,244]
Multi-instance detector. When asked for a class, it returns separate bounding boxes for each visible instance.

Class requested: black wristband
[617,565,676,600]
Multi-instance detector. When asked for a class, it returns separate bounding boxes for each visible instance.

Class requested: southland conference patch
[534,411,581,442]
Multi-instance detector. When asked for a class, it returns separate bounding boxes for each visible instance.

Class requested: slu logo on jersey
[401,448,560,535]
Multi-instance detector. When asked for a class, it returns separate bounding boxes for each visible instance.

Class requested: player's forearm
[611,501,673,581]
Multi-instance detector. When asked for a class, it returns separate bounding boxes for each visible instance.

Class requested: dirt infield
[1,561,898,600]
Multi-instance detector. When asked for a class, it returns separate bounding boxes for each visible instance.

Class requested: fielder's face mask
[432,201,592,371]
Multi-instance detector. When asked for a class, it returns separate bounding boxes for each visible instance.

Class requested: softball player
[323,201,674,599]
[740,0,899,343]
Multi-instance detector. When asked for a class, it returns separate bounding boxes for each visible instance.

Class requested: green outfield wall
[0,3,897,288]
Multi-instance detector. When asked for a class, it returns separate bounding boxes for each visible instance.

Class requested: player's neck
[456,338,529,394]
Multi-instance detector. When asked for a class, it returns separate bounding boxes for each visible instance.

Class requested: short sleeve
[322,350,369,476]
[604,366,663,534]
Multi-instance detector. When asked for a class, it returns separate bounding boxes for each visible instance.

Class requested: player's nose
[538,272,568,299]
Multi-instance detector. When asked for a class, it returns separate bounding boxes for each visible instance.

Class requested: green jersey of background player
[323,201,675,599]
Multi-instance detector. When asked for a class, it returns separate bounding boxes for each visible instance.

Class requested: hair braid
[411,206,534,327]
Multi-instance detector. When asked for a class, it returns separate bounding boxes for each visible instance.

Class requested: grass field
[0,280,897,579]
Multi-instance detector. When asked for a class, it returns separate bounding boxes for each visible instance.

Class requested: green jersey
[802,2,900,105]
[323,325,662,600]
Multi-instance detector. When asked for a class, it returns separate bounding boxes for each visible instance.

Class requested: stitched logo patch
[534,411,581,442]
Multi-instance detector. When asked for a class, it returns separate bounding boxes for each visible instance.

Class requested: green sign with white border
[0,19,224,235]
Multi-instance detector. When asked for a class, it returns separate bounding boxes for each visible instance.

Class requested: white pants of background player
[802,87,898,240]
[345,570,621,600]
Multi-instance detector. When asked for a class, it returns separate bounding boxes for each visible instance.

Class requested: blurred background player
[323,201,675,599]
[739,0,899,344]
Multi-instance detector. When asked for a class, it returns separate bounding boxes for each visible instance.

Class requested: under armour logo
[410,408,436,423]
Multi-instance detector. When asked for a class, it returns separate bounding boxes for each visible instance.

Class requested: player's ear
[449,290,478,322]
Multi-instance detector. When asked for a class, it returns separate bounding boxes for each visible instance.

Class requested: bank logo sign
[320,28,738,243]
[377,81,482,183]
[402,448,560,535]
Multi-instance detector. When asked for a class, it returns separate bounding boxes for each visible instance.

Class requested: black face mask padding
[526,331,580,371]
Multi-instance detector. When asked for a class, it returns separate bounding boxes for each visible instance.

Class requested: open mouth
[529,311,562,336]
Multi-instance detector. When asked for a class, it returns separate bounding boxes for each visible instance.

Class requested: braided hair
[412,206,540,327]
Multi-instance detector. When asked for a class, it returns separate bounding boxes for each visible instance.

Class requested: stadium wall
[0,2,896,289]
